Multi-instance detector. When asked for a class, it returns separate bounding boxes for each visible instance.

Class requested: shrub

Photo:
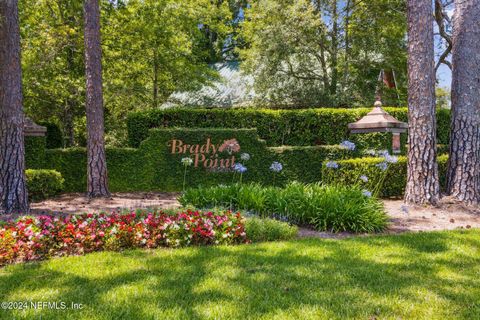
[0,210,248,266]
[127,107,450,148]
[245,217,298,242]
[321,154,449,198]
[26,169,64,201]
[179,182,388,233]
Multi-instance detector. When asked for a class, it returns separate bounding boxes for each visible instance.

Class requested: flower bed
[0,210,247,266]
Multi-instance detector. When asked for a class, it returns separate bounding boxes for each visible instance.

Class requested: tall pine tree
[404,0,440,205]
[0,0,29,214]
[446,0,480,205]
[83,0,110,197]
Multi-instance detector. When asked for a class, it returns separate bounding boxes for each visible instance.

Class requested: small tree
[404,0,440,205]
[83,0,110,197]
[0,0,29,214]
[446,0,480,205]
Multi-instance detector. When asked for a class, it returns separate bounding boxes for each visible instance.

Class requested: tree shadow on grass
[0,231,479,319]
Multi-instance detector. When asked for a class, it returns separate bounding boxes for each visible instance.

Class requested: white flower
[181,157,193,166]
[360,175,369,182]
[240,153,251,161]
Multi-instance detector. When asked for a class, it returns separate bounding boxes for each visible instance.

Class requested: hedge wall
[321,155,449,198]
[127,107,451,149]
[33,128,365,193]
[28,127,451,196]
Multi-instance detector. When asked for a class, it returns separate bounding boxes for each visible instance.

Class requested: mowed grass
[1,230,479,320]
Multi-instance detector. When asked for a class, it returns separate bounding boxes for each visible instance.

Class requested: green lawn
[1,230,479,320]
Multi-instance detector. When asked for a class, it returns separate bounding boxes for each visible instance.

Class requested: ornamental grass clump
[0,210,247,266]
[245,217,298,242]
[179,182,388,233]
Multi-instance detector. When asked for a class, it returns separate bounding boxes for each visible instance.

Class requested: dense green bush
[26,169,64,201]
[127,107,450,148]
[245,217,298,242]
[321,154,449,198]
[179,182,388,233]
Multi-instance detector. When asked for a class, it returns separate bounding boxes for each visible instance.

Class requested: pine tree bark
[0,0,29,214]
[404,0,440,205]
[83,0,110,198]
[446,0,480,205]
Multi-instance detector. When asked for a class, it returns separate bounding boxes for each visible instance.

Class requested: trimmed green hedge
[38,128,374,193]
[127,107,451,148]
[272,145,361,184]
[26,169,64,201]
[25,136,46,169]
[30,127,448,197]
[43,128,277,192]
[321,155,449,198]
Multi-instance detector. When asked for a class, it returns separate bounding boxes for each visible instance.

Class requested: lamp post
[348,100,408,154]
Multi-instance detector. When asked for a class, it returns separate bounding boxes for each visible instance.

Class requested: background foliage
[18,0,416,147]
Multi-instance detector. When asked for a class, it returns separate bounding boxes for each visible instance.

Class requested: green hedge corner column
[24,118,47,169]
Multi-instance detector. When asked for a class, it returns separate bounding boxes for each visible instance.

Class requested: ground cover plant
[0,230,478,319]
[245,217,298,242]
[0,210,247,266]
[179,182,388,233]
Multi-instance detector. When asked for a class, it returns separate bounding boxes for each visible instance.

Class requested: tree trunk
[153,50,159,108]
[446,0,480,205]
[0,0,29,214]
[404,0,440,205]
[343,0,351,89]
[84,0,110,198]
[329,0,338,95]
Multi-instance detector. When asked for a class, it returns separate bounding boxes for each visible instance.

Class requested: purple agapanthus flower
[326,161,339,169]
[376,162,388,171]
[270,161,283,173]
[234,163,247,173]
[362,190,372,197]
[360,175,369,182]
[377,149,390,157]
[384,154,398,164]
[339,140,356,151]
